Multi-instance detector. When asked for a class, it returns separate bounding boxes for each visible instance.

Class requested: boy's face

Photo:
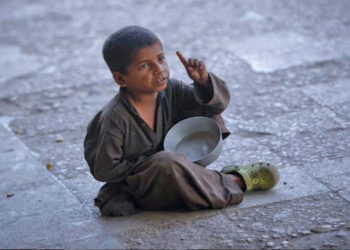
[116,42,169,97]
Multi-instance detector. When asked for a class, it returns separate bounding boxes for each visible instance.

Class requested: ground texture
[1,0,350,249]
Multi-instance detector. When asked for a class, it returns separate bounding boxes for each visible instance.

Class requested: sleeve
[84,114,147,183]
[91,129,147,183]
[171,72,230,121]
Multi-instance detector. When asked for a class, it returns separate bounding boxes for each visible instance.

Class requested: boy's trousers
[94,151,243,216]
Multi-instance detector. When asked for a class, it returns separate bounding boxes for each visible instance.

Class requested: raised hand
[176,51,209,85]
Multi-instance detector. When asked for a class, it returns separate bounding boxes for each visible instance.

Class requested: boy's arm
[172,51,230,119]
[192,72,230,113]
[92,130,147,183]
[84,118,147,183]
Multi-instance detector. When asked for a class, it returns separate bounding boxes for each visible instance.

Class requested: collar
[118,87,166,116]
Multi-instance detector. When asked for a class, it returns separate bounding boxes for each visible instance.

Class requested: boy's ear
[112,71,127,87]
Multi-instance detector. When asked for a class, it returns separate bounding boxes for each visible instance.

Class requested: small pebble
[55,137,64,142]
[46,162,54,170]
[311,227,323,233]
[52,102,61,108]
[336,231,347,237]
[311,225,332,233]
[282,240,289,246]
[323,242,337,247]
[272,228,286,234]
[6,193,14,198]
[302,230,311,235]
[272,234,280,239]
[291,233,298,238]
[273,211,290,220]
[266,241,274,247]
[220,239,232,245]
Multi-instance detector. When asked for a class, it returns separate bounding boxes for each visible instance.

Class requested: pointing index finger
[176,51,188,67]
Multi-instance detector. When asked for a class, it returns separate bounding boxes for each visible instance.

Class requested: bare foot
[227,174,246,191]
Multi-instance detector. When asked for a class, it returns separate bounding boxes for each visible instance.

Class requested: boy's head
[102,26,161,75]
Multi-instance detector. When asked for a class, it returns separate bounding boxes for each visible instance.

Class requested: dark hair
[102,26,160,74]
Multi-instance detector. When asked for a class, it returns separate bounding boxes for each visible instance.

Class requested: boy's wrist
[193,73,213,103]
[195,73,211,87]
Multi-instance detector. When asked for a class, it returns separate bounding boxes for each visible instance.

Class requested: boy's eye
[139,63,148,70]
[159,56,165,62]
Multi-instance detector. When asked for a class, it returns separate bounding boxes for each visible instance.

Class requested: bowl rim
[163,116,222,165]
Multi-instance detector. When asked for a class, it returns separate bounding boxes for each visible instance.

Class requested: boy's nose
[153,62,164,75]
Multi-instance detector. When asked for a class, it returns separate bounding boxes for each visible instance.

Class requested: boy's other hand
[176,51,209,85]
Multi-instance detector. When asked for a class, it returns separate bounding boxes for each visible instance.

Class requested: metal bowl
[163,117,223,167]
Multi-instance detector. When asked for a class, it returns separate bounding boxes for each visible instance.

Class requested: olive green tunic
[84,73,243,216]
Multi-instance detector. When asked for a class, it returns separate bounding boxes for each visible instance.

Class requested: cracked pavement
[1,0,350,249]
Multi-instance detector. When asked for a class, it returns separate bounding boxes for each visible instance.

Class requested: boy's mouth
[156,76,167,85]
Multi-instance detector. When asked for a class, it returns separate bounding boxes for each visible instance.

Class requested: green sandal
[221,162,280,192]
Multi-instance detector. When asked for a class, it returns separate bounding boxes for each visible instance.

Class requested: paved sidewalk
[1,0,350,249]
[0,119,125,249]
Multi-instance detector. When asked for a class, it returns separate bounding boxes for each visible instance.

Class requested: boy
[84,26,279,216]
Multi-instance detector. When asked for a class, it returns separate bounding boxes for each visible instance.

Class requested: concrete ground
[1,0,350,249]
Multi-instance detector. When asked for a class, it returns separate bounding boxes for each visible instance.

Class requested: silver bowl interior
[164,117,222,166]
